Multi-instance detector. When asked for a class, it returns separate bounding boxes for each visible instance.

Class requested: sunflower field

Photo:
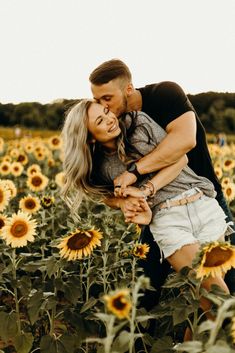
[0,135,235,353]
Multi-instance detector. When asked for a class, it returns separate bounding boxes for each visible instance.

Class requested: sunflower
[41,195,55,209]
[1,179,17,198]
[1,211,37,247]
[11,161,24,177]
[0,214,8,233]
[103,289,131,319]
[47,158,55,167]
[0,182,11,212]
[27,164,41,176]
[19,194,41,214]
[221,177,232,188]
[55,171,65,188]
[24,142,34,154]
[196,241,235,279]
[132,243,150,259]
[27,172,49,192]
[9,148,20,158]
[34,150,46,161]
[135,224,142,236]
[222,158,235,172]
[48,135,63,150]
[17,153,28,165]
[214,166,223,180]
[223,183,235,203]
[57,227,103,261]
[0,161,11,176]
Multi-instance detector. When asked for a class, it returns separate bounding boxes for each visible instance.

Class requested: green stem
[129,258,138,353]
[103,315,115,353]
[12,249,21,334]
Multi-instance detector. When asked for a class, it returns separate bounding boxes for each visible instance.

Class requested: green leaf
[0,311,18,341]
[175,341,203,353]
[198,320,216,333]
[22,260,46,273]
[136,314,155,322]
[111,330,130,352]
[13,332,34,353]
[205,340,234,353]
[173,305,194,325]
[45,257,61,278]
[150,336,174,353]
[80,297,97,313]
[40,334,80,353]
[27,290,44,324]
[94,313,113,323]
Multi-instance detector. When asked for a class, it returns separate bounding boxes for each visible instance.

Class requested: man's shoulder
[138,81,185,97]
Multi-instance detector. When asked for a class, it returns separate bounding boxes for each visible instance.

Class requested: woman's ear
[88,138,96,144]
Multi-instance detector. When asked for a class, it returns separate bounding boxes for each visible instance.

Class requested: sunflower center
[134,247,143,256]
[0,190,3,203]
[204,247,233,267]
[18,155,25,162]
[32,176,43,186]
[0,219,5,229]
[10,221,28,238]
[67,232,92,250]
[2,165,9,171]
[25,199,36,209]
[52,138,59,145]
[225,161,232,166]
[112,296,127,310]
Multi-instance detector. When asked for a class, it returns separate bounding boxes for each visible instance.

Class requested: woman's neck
[102,140,118,154]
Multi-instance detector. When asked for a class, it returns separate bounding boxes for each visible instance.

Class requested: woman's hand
[114,171,137,196]
[124,198,152,225]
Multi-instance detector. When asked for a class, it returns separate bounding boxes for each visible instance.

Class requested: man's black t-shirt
[138,82,222,194]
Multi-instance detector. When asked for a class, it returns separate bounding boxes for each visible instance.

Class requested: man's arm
[120,154,188,199]
[136,111,196,174]
[113,112,195,190]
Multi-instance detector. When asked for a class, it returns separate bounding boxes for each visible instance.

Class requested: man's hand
[124,198,152,225]
[114,171,137,197]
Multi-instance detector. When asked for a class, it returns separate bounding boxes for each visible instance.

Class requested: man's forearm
[136,112,196,175]
[149,155,188,193]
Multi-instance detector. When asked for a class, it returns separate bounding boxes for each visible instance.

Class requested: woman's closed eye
[97,118,103,125]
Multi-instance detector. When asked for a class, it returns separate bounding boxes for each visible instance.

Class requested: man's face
[91,79,129,117]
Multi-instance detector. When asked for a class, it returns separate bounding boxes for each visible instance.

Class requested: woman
[61,99,231,307]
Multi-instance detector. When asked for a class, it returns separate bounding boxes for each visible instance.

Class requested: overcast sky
[0,0,234,104]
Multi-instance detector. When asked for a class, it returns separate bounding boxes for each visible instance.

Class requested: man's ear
[126,83,134,97]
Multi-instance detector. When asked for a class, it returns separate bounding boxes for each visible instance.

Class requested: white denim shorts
[150,188,228,259]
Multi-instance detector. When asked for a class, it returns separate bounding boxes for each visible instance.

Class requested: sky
[0,0,235,104]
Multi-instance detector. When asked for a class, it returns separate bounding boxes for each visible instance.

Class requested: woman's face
[87,102,121,148]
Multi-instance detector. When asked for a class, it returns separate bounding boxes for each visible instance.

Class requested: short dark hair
[89,59,132,85]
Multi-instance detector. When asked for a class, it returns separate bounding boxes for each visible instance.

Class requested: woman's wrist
[140,181,156,198]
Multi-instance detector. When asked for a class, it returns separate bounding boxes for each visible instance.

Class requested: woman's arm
[118,154,188,199]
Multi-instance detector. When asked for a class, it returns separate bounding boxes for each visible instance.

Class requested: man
[89,58,235,296]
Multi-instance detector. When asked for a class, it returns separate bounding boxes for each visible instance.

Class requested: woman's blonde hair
[61,99,108,211]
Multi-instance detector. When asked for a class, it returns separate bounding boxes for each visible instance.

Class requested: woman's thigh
[166,242,201,272]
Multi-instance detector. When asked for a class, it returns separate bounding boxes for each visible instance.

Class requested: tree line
[0,92,235,134]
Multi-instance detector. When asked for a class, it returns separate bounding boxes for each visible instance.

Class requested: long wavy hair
[61,99,148,212]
